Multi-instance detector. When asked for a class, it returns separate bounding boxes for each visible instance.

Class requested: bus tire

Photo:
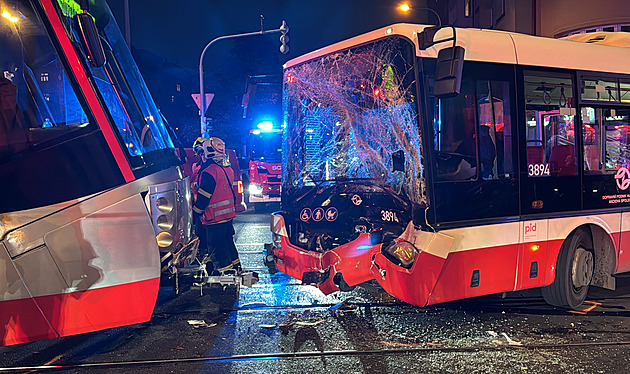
[542,228,594,309]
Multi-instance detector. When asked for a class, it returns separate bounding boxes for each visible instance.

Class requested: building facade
[438,0,630,37]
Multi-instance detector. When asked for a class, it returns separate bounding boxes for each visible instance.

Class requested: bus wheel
[542,228,594,309]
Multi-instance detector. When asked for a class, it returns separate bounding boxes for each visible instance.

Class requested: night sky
[108,0,431,70]
[105,0,433,149]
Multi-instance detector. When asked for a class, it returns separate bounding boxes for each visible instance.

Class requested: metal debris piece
[487,331,499,337]
[295,320,324,327]
[569,301,602,315]
[187,320,217,328]
[259,323,278,329]
[501,332,523,346]
[242,302,267,307]
[329,296,359,313]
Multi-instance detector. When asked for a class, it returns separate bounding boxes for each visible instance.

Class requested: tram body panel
[0,169,188,346]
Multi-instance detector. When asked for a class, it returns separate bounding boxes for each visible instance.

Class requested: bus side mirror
[433,46,464,98]
[392,150,405,172]
[418,26,442,49]
[74,13,106,68]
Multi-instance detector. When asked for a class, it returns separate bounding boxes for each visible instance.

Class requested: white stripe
[210,199,234,208]
[215,207,235,216]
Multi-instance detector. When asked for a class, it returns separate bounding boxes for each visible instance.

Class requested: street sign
[191,93,214,112]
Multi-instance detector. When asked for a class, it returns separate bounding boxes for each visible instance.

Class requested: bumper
[271,214,379,294]
[371,251,447,307]
[249,194,281,203]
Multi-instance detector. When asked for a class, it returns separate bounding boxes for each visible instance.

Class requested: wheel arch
[584,223,617,290]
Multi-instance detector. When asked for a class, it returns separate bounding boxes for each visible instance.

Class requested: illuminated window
[176,83,181,92]
[40,72,48,81]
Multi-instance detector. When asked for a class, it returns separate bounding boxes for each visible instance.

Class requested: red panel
[40,0,135,182]
[0,297,58,346]
[274,237,324,281]
[274,234,379,295]
[0,278,159,346]
[428,244,519,305]
[323,233,379,287]
[371,252,446,307]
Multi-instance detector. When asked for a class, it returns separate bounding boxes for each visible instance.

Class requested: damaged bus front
[269,34,427,294]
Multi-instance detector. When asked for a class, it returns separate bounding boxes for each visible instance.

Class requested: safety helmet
[192,137,207,157]
[202,137,228,165]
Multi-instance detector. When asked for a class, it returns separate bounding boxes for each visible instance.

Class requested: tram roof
[284,23,630,76]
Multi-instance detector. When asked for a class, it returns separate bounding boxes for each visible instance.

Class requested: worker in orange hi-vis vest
[191,137,241,274]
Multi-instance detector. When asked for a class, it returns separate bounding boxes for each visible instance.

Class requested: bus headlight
[249,183,263,195]
[272,233,282,249]
[383,241,418,269]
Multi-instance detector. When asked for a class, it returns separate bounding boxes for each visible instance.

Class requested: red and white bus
[0,0,197,346]
[269,23,630,309]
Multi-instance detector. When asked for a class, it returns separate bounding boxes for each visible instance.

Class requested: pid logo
[524,222,537,240]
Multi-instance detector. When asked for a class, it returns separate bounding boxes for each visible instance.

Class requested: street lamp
[396,4,442,26]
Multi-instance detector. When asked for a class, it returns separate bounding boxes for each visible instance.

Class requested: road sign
[192,93,215,112]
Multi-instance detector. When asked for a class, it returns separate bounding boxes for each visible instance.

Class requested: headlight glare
[249,183,264,195]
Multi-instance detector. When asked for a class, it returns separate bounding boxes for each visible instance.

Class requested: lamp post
[397,3,442,26]
[198,17,289,137]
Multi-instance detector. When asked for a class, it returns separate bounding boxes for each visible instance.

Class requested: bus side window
[603,108,630,171]
[581,107,601,173]
[524,71,576,177]
[476,80,512,180]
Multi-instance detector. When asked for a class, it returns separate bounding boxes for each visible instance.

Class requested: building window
[464,0,471,17]
[40,72,48,82]
[176,84,181,92]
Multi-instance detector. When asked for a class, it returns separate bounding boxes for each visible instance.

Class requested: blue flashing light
[257,121,274,131]
[252,129,261,135]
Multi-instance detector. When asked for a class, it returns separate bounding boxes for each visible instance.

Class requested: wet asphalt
[2,209,630,373]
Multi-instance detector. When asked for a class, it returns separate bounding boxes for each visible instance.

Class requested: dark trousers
[202,220,240,273]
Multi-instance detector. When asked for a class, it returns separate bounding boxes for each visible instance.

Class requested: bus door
[521,70,580,215]
[431,63,518,224]
[579,104,630,271]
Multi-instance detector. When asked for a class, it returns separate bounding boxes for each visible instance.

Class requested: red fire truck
[244,128,282,210]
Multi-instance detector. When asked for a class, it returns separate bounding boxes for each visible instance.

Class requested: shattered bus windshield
[283,36,424,203]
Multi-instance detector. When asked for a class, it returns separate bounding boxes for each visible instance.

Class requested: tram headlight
[156,232,174,248]
[249,183,263,195]
[384,240,418,269]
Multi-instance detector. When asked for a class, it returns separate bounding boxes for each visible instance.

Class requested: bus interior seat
[527,145,544,164]
[549,144,576,176]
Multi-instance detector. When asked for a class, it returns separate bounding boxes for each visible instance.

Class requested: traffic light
[279,20,289,54]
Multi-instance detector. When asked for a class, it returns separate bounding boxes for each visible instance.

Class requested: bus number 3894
[528,163,550,177]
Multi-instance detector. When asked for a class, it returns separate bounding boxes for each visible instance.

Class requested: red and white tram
[1,0,196,346]
[270,24,630,310]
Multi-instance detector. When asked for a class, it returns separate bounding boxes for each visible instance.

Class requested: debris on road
[260,323,278,329]
[569,301,602,315]
[187,320,217,328]
[501,332,523,346]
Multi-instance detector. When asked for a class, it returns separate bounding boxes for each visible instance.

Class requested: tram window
[0,1,90,164]
[524,71,577,177]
